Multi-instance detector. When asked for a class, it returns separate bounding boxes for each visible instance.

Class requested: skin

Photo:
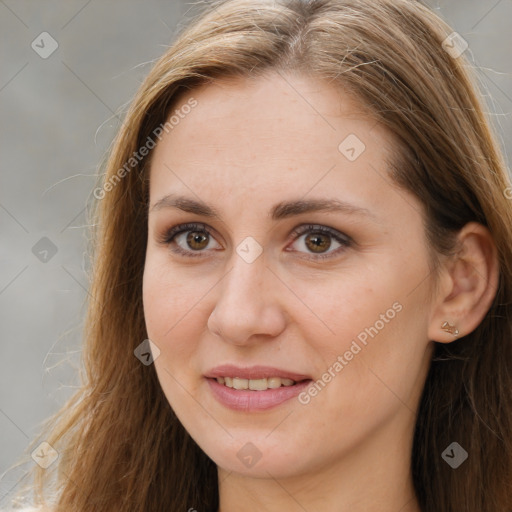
[142,71,498,512]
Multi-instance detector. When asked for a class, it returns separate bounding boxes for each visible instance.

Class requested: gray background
[1,0,511,505]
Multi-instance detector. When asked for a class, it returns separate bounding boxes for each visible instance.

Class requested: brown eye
[304,232,332,253]
[161,223,221,258]
[288,224,352,260]
[186,231,210,251]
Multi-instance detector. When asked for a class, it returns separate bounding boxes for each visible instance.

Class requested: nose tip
[208,306,285,346]
[207,258,286,346]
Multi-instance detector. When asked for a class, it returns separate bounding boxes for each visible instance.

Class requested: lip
[205,364,312,381]
[206,377,312,411]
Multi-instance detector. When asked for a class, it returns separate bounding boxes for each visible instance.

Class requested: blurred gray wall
[1,0,511,504]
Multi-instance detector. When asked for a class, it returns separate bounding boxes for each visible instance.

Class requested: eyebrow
[149,193,377,221]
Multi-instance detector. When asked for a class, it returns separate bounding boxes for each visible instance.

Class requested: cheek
[142,267,170,343]
[142,260,205,414]
[284,267,398,355]
[143,257,200,342]
[291,260,430,409]
[142,257,219,390]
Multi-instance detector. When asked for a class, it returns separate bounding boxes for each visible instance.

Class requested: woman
[7,0,512,510]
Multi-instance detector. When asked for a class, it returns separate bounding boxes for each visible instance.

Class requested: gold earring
[441,321,459,336]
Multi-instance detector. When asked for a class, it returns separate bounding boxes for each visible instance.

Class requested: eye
[287,224,352,260]
[160,223,221,258]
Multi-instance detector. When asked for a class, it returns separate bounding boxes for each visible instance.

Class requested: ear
[428,222,499,343]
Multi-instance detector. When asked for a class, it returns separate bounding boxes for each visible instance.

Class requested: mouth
[204,365,313,411]
[211,376,306,390]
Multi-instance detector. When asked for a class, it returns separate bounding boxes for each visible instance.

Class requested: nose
[207,249,287,346]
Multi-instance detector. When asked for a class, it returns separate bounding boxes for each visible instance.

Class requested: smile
[215,376,297,390]
[206,377,312,411]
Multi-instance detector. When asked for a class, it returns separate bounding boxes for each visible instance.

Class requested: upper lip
[205,364,312,381]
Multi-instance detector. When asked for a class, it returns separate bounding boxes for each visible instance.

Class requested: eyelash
[159,222,352,261]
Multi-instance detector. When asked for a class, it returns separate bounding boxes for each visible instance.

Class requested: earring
[441,321,459,337]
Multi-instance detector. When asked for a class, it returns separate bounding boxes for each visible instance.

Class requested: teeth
[249,378,268,390]
[215,376,297,390]
[267,377,282,389]
[232,377,249,390]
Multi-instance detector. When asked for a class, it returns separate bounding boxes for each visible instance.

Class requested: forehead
[164,72,374,146]
[148,71,402,221]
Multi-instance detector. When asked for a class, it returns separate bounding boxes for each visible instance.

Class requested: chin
[195,431,316,479]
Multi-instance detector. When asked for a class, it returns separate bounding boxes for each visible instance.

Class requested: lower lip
[206,378,312,411]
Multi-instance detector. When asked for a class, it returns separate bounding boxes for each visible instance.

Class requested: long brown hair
[11,0,512,510]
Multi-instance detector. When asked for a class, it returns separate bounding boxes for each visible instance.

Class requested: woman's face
[143,71,435,479]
